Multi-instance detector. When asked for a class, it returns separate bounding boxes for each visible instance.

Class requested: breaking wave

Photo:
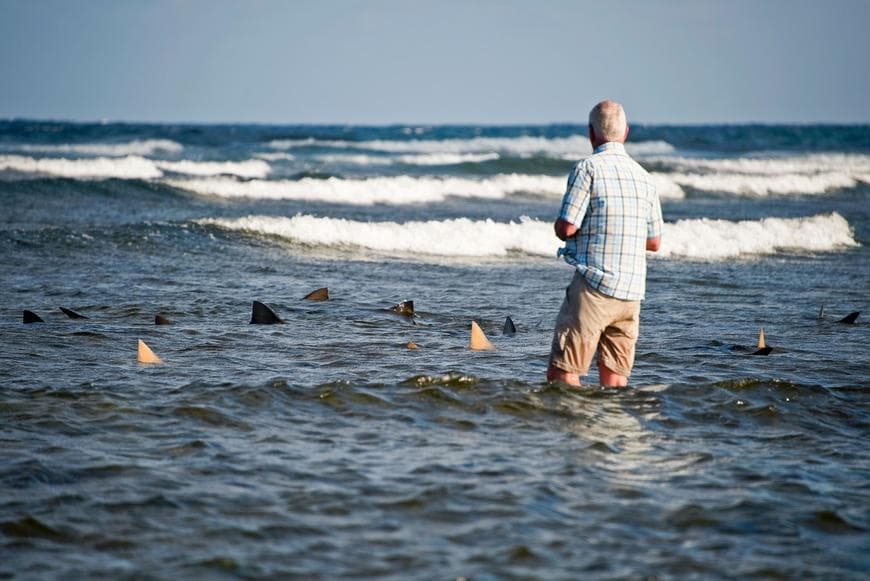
[269,136,675,158]
[0,155,271,179]
[198,212,857,261]
[664,171,862,196]
[168,174,568,205]
[315,152,501,166]
[649,153,870,196]
[167,173,684,205]
[8,139,183,157]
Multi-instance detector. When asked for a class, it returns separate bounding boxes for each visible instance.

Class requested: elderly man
[547,100,663,388]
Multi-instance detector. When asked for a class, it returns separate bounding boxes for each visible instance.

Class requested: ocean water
[1,121,868,579]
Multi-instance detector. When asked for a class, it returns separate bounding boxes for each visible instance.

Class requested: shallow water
[1,122,868,578]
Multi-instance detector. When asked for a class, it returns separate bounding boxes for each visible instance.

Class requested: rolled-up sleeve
[559,162,592,227]
[647,190,663,239]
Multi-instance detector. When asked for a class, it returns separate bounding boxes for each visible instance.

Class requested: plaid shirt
[558,142,663,301]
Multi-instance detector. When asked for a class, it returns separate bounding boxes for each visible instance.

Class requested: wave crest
[9,139,183,157]
[198,212,857,261]
[269,136,674,158]
[0,155,270,179]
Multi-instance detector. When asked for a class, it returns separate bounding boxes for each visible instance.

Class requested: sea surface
[1,121,868,579]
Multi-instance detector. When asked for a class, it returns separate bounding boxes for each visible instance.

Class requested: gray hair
[589,100,627,142]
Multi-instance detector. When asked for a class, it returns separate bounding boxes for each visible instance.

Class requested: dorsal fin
[469,321,495,351]
[503,316,517,335]
[818,305,825,320]
[23,310,44,324]
[137,339,163,364]
[752,328,772,355]
[250,300,283,324]
[303,287,329,301]
[154,314,173,325]
[59,307,88,320]
[391,300,414,317]
[838,311,860,324]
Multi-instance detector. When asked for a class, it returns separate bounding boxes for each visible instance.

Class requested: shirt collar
[593,142,626,154]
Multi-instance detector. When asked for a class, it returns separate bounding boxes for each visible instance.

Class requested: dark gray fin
[251,300,283,324]
[391,300,414,317]
[503,316,517,335]
[155,314,173,325]
[818,305,825,320]
[23,310,44,324]
[752,347,773,356]
[838,311,860,324]
[303,287,329,301]
[59,307,88,320]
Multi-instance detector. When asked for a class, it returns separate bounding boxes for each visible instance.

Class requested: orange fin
[469,321,495,351]
[303,288,329,301]
[138,339,164,364]
[757,328,766,349]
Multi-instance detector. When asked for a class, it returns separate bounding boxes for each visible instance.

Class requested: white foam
[650,153,870,175]
[200,214,553,257]
[0,155,272,180]
[658,212,858,259]
[12,139,183,157]
[198,212,857,261]
[269,136,674,158]
[155,159,271,179]
[0,154,163,179]
[665,171,858,196]
[315,152,501,166]
[254,152,296,162]
[166,174,569,205]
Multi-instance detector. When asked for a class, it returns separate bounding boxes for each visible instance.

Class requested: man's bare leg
[599,363,628,387]
[547,364,581,386]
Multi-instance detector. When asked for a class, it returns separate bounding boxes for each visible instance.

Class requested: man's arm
[554,218,578,241]
[555,162,591,242]
[646,236,661,252]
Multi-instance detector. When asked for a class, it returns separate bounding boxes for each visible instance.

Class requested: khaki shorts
[549,272,641,377]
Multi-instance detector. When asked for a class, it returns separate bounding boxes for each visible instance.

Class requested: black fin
[391,300,414,317]
[155,314,173,325]
[752,347,773,356]
[838,311,860,324]
[23,310,44,324]
[503,316,517,335]
[59,307,88,320]
[817,305,825,320]
[251,300,283,324]
[303,287,329,301]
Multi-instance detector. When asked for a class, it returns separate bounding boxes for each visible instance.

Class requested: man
[547,100,663,388]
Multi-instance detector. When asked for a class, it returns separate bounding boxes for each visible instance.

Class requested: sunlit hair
[588,100,627,142]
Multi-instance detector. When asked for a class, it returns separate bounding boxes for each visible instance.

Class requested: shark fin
[503,316,517,335]
[838,311,860,324]
[137,339,163,364]
[303,287,329,301]
[752,328,772,355]
[470,321,495,351]
[155,314,173,325]
[23,310,44,324]
[250,300,283,324]
[59,307,88,320]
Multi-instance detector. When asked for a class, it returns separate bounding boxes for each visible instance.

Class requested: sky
[1,0,869,125]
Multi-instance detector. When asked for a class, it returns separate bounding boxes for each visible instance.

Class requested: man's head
[588,100,628,147]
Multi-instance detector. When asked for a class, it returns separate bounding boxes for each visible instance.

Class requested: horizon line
[2,116,870,128]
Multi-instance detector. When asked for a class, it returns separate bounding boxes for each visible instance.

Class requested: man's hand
[646,236,661,252]
[554,218,577,241]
